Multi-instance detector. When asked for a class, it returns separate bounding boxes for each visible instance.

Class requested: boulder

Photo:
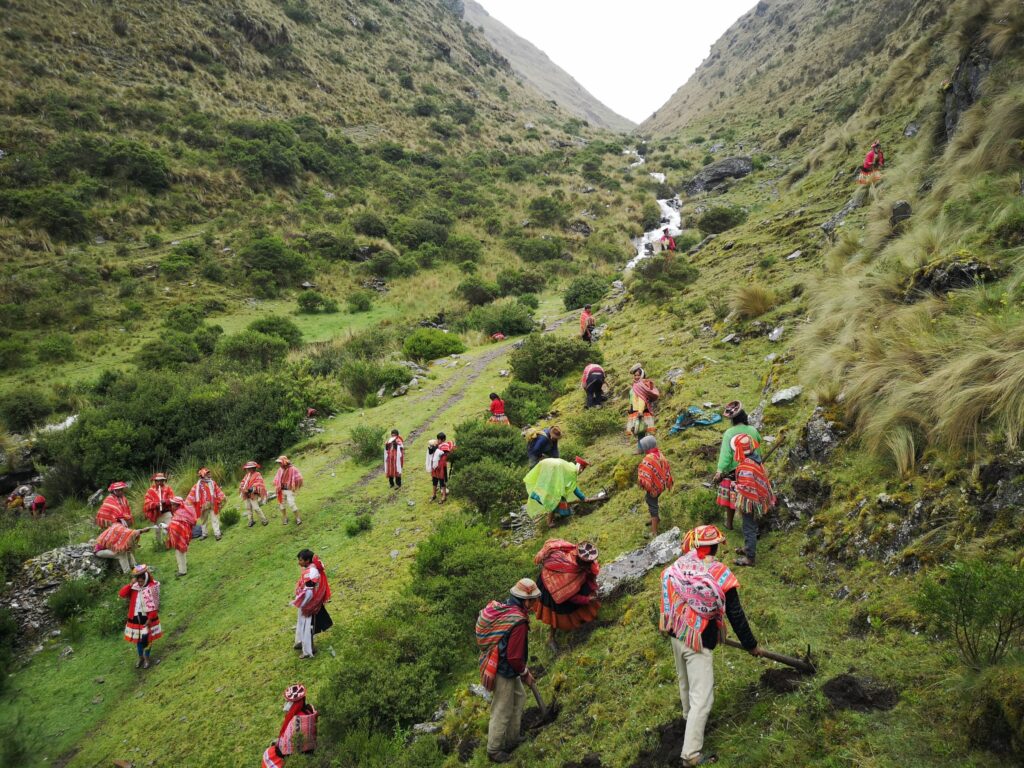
[890,200,912,228]
[944,42,991,142]
[596,527,682,598]
[786,250,802,261]
[904,122,920,138]
[771,386,802,405]
[688,234,717,255]
[566,220,593,237]
[768,326,784,342]
[789,407,844,463]
[682,157,754,196]
[820,192,865,236]
[903,260,999,302]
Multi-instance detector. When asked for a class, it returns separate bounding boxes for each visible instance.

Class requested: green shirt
[717,424,762,473]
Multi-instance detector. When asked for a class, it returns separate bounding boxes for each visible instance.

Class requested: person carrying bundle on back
[526,425,561,467]
[637,435,673,538]
[532,539,600,650]
[713,401,770,564]
[426,433,455,503]
[627,364,659,441]
[263,684,318,767]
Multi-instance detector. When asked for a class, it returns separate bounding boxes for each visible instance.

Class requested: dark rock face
[790,408,845,464]
[903,260,999,302]
[566,220,592,237]
[682,157,754,196]
[890,200,912,227]
[972,455,1024,526]
[944,43,991,142]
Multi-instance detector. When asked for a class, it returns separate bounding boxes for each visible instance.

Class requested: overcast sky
[474,0,756,124]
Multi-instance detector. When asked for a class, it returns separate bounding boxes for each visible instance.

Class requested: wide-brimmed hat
[132,564,150,576]
[577,541,599,562]
[682,524,727,552]
[151,473,167,482]
[276,455,290,464]
[637,435,658,454]
[198,467,211,478]
[510,578,541,600]
[108,481,128,492]
[284,684,306,702]
[573,456,590,471]
[724,400,743,418]
[243,461,260,470]
[730,432,756,453]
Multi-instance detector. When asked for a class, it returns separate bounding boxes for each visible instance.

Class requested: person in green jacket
[713,401,762,530]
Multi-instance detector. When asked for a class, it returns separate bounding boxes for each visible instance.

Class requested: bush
[367,250,418,278]
[0,339,28,368]
[639,199,662,231]
[444,233,483,263]
[527,195,568,226]
[0,186,91,240]
[48,579,101,621]
[697,206,748,235]
[456,275,498,306]
[563,274,609,310]
[730,284,777,319]
[461,299,535,336]
[301,230,357,261]
[346,515,373,536]
[352,211,388,237]
[454,419,527,466]
[517,293,539,310]
[164,304,205,333]
[296,290,339,314]
[161,247,198,279]
[351,424,386,463]
[0,387,54,432]
[136,328,216,370]
[36,332,76,362]
[510,333,598,385]
[916,559,1024,670]
[512,236,564,262]
[569,407,622,443]
[496,268,545,296]
[220,508,240,527]
[402,328,466,362]
[217,330,288,368]
[239,235,311,283]
[347,290,374,313]
[337,360,409,402]
[390,217,449,249]
[248,316,303,348]
[631,255,700,304]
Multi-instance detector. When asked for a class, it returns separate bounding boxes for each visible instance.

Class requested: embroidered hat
[276,456,290,464]
[510,578,541,599]
[629,364,645,376]
[169,496,185,506]
[637,435,658,454]
[243,461,260,470]
[151,473,167,482]
[132,564,149,576]
[284,684,306,702]
[577,541,599,562]
[198,467,211,478]
[724,400,743,418]
[573,456,590,470]
[108,481,128,492]
[682,524,727,552]
[730,432,756,453]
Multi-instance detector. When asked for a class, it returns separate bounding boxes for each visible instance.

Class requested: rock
[786,250,802,261]
[721,333,741,345]
[610,280,625,297]
[498,369,510,378]
[407,500,415,507]
[768,326,784,342]
[688,234,717,255]
[890,200,912,228]
[389,550,400,560]
[469,683,492,702]
[820,192,865,235]
[397,360,429,376]
[904,122,920,138]
[664,368,686,387]
[764,353,778,363]
[376,386,386,399]
[412,722,441,737]
[596,527,682,598]
[833,585,850,601]
[789,407,844,463]
[391,385,408,397]
[60,646,74,658]
[771,386,802,405]
[944,42,991,142]
[567,220,592,237]
[408,377,419,388]
[300,281,315,289]
[95,677,105,684]
[903,259,999,302]
[682,157,753,196]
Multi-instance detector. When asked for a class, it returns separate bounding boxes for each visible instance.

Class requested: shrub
[48,579,101,621]
[164,304,205,333]
[444,233,483,262]
[639,200,662,231]
[730,284,777,319]
[510,333,598,385]
[296,290,339,314]
[916,559,1024,669]
[527,195,568,226]
[352,211,388,237]
[301,230,357,261]
[501,380,553,425]
[496,268,544,296]
[367,250,418,278]
[220,508,240,527]
[512,236,564,262]
[0,387,54,432]
[217,330,288,368]
[161,249,197,279]
[697,206,748,235]
[239,235,311,283]
[461,299,534,336]
[517,294,539,310]
[563,274,609,310]
[451,459,522,522]
[346,514,373,536]
[337,360,409,402]
[390,217,449,249]
[0,339,28,368]
[569,407,622,443]
[36,332,75,362]
[347,290,373,313]
[248,316,303,347]
[402,328,466,362]
[351,424,386,463]
[454,419,527,466]
[456,275,498,306]
[631,255,700,304]
[412,98,439,117]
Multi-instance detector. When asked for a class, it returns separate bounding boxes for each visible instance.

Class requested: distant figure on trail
[94,519,142,573]
[580,304,596,343]
[263,684,318,767]
[533,539,600,650]
[186,467,226,540]
[713,401,763,530]
[274,456,304,526]
[581,363,606,409]
[858,140,885,184]
[523,455,591,529]
[164,496,194,577]
[660,525,761,767]
[426,433,455,503]
[488,393,510,425]
[239,461,269,527]
[292,549,332,659]
[526,425,561,467]
[96,481,133,529]
[637,435,673,539]
[660,227,676,252]
[143,472,175,545]
[384,429,404,489]
[627,364,659,441]
[119,564,162,669]
[476,578,542,763]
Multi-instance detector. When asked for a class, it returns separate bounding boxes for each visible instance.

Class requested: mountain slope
[464,0,636,132]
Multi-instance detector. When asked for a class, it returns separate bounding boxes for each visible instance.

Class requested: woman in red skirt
[118,564,162,668]
[533,539,600,650]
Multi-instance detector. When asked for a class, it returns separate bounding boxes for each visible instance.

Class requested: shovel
[722,638,816,674]
[527,678,547,717]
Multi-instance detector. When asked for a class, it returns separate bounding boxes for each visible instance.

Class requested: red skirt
[533,573,600,631]
[124,614,163,643]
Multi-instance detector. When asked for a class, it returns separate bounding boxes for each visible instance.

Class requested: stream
[623,149,683,271]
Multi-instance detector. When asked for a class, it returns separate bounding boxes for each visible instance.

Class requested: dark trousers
[742,512,758,560]
[585,381,605,408]
[645,492,659,519]
[388,476,402,488]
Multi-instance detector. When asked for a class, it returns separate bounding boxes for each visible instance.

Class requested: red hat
[108,481,128,492]
[276,455,290,464]
[284,684,306,702]
[151,473,167,482]
[573,456,590,470]
[682,524,727,553]
[243,461,260,470]
[198,467,211,478]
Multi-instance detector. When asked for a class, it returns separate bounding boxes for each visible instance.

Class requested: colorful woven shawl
[638,449,674,496]
[660,552,738,652]
[95,524,136,554]
[96,494,133,529]
[534,539,599,604]
[142,484,175,523]
[733,438,776,518]
[475,601,526,691]
[186,479,225,515]
[166,508,195,552]
[239,471,267,499]
[631,378,660,411]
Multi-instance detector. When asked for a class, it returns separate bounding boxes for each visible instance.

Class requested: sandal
[684,755,718,766]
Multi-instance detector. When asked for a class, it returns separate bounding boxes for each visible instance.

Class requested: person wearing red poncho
[637,435,674,538]
[262,684,318,767]
[274,456,304,526]
[143,472,175,545]
[118,564,162,669]
[94,519,142,573]
[384,430,404,489]
[164,496,194,577]
[532,540,600,651]
[488,393,510,425]
[95,481,133,529]
[186,467,226,541]
[626,364,659,442]
[581,363,606,409]
[292,549,332,659]
[239,461,269,528]
[579,304,595,343]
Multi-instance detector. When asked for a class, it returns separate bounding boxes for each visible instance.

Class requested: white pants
[198,505,221,538]
[295,611,313,656]
[279,489,299,519]
[174,548,188,575]
[153,512,171,544]
[244,497,267,524]
[671,636,715,763]
[95,549,136,573]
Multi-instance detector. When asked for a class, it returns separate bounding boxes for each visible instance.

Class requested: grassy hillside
[463,0,636,133]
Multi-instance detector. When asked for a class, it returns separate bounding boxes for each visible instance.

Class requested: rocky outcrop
[789,407,845,464]
[944,42,991,142]
[890,200,912,228]
[682,157,753,196]
[229,12,291,54]
[903,260,999,302]
[596,527,681,598]
[821,191,865,236]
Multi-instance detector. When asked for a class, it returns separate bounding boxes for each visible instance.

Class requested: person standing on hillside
[532,539,600,650]
[488,393,510,425]
[165,495,194,577]
[119,564,162,669]
[143,472,175,545]
[292,549,332,659]
[384,430,405,489]
[274,456,303,526]
[580,304,596,344]
[428,433,456,503]
[626,365,659,441]
[660,525,761,767]
[713,401,763,531]
[96,481,134,529]
[523,456,591,529]
[582,363,606,409]
[476,578,542,763]
[718,432,775,568]
[637,435,673,538]
[660,227,677,252]
[862,140,885,173]
[526,425,561,467]
[186,467,226,541]
[94,519,143,573]
[262,684,318,767]
[240,461,269,528]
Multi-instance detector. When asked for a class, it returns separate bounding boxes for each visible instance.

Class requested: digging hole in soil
[760,668,806,694]
[822,673,898,712]
[627,716,687,768]
[563,753,603,768]
[522,699,561,730]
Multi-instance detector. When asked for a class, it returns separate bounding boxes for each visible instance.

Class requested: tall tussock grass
[730,283,777,319]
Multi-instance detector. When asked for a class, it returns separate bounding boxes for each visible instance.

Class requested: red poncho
[384,437,404,478]
[581,363,604,390]
[95,524,137,554]
[580,309,594,335]
[143,483,175,523]
[166,506,196,553]
[293,557,331,617]
[534,539,599,605]
[239,471,268,500]
[185,478,225,517]
[273,465,303,503]
[96,494,133,529]
[638,448,674,497]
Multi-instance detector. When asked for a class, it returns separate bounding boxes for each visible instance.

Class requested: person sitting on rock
[94,519,142,573]
[523,456,591,528]
[533,539,600,650]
